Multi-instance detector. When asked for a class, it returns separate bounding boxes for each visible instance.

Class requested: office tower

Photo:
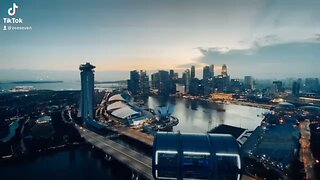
[159,70,174,95]
[210,64,214,78]
[305,78,319,92]
[128,70,140,95]
[292,81,300,96]
[203,66,211,80]
[151,71,175,95]
[244,76,254,90]
[221,64,228,77]
[139,70,150,96]
[191,65,196,79]
[272,81,283,93]
[169,69,175,79]
[151,72,160,89]
[79,62,96,122]
[173,73,179,80]
[202,66,214,96]
[230,79,242,93]
[189,78,201,96]
[184,69,191,94]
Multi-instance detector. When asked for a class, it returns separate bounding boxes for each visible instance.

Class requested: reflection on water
[0,146,131,180]
[145,96,267,133]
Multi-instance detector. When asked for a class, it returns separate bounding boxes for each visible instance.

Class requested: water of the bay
[0,146,131,180]
[146,96,267,132]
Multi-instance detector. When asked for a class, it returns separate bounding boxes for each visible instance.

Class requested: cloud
[193,41,320,78]
[252,35,279,48]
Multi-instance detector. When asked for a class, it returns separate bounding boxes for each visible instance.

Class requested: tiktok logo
[8,3,18,16]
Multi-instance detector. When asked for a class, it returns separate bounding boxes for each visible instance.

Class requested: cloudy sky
[0,0,319,81]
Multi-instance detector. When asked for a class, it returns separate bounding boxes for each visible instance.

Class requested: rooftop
[209,124,246,139]
[79,62,96,71]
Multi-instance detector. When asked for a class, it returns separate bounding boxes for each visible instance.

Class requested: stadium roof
[299,106,320,112]
[108,94,125,102]
[111,106,139,119]
[107,101,128,111]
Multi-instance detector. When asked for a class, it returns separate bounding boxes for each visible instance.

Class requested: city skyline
[1,0,320,80]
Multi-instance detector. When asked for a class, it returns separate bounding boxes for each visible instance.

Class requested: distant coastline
[94,80,126,84]
[9,81,64,84]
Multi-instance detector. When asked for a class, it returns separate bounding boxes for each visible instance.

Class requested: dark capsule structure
[152,132,241,180]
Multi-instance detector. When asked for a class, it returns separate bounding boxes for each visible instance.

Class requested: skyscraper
[272,81,283,93]
[305,78,319,92]
[244,76,254,90]
[292,81,300,96]
[184,69,191,94]
[203,66,211,80]
[221,64,228,77]
[169,69,175,79]
[79,62,96,122]
[210,64,214,78]
[139,70,150,96]
[128,70,150,96]
[202,66,214,96]
[191,65,196,79]
[151,72,159,89]
[151,70,176,95]
[128,70,140,95]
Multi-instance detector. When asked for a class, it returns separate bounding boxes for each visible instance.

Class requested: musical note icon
[8,3,19,16]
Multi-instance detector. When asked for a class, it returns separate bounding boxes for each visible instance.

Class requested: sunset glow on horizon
[1,0,320,80]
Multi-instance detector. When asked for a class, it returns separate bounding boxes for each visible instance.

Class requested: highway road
[299,121,316,180]
[75,125,153,180]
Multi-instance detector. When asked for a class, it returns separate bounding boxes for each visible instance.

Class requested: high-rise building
[215,74,229,93]
[213,64,229,93]
[184,69,191,94]
[221,64,228,77]
[272,81,283,93]
[292,81,300,96]
[305,78,319,92]
[189,78,201,96]
[244,76,254,90]
[169,69,175,79]
[128,70,150,96]
[210,64,214,78]
[202,66,214,96]
[151,70,176,95]
[230,79,243,93]
[151,72,160,89]
[128,70,140,95]
[203,66,211,80]
[79,62,96,122]
[173,73,179,80]
[139,70,150,95]
[191,65,196,79]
